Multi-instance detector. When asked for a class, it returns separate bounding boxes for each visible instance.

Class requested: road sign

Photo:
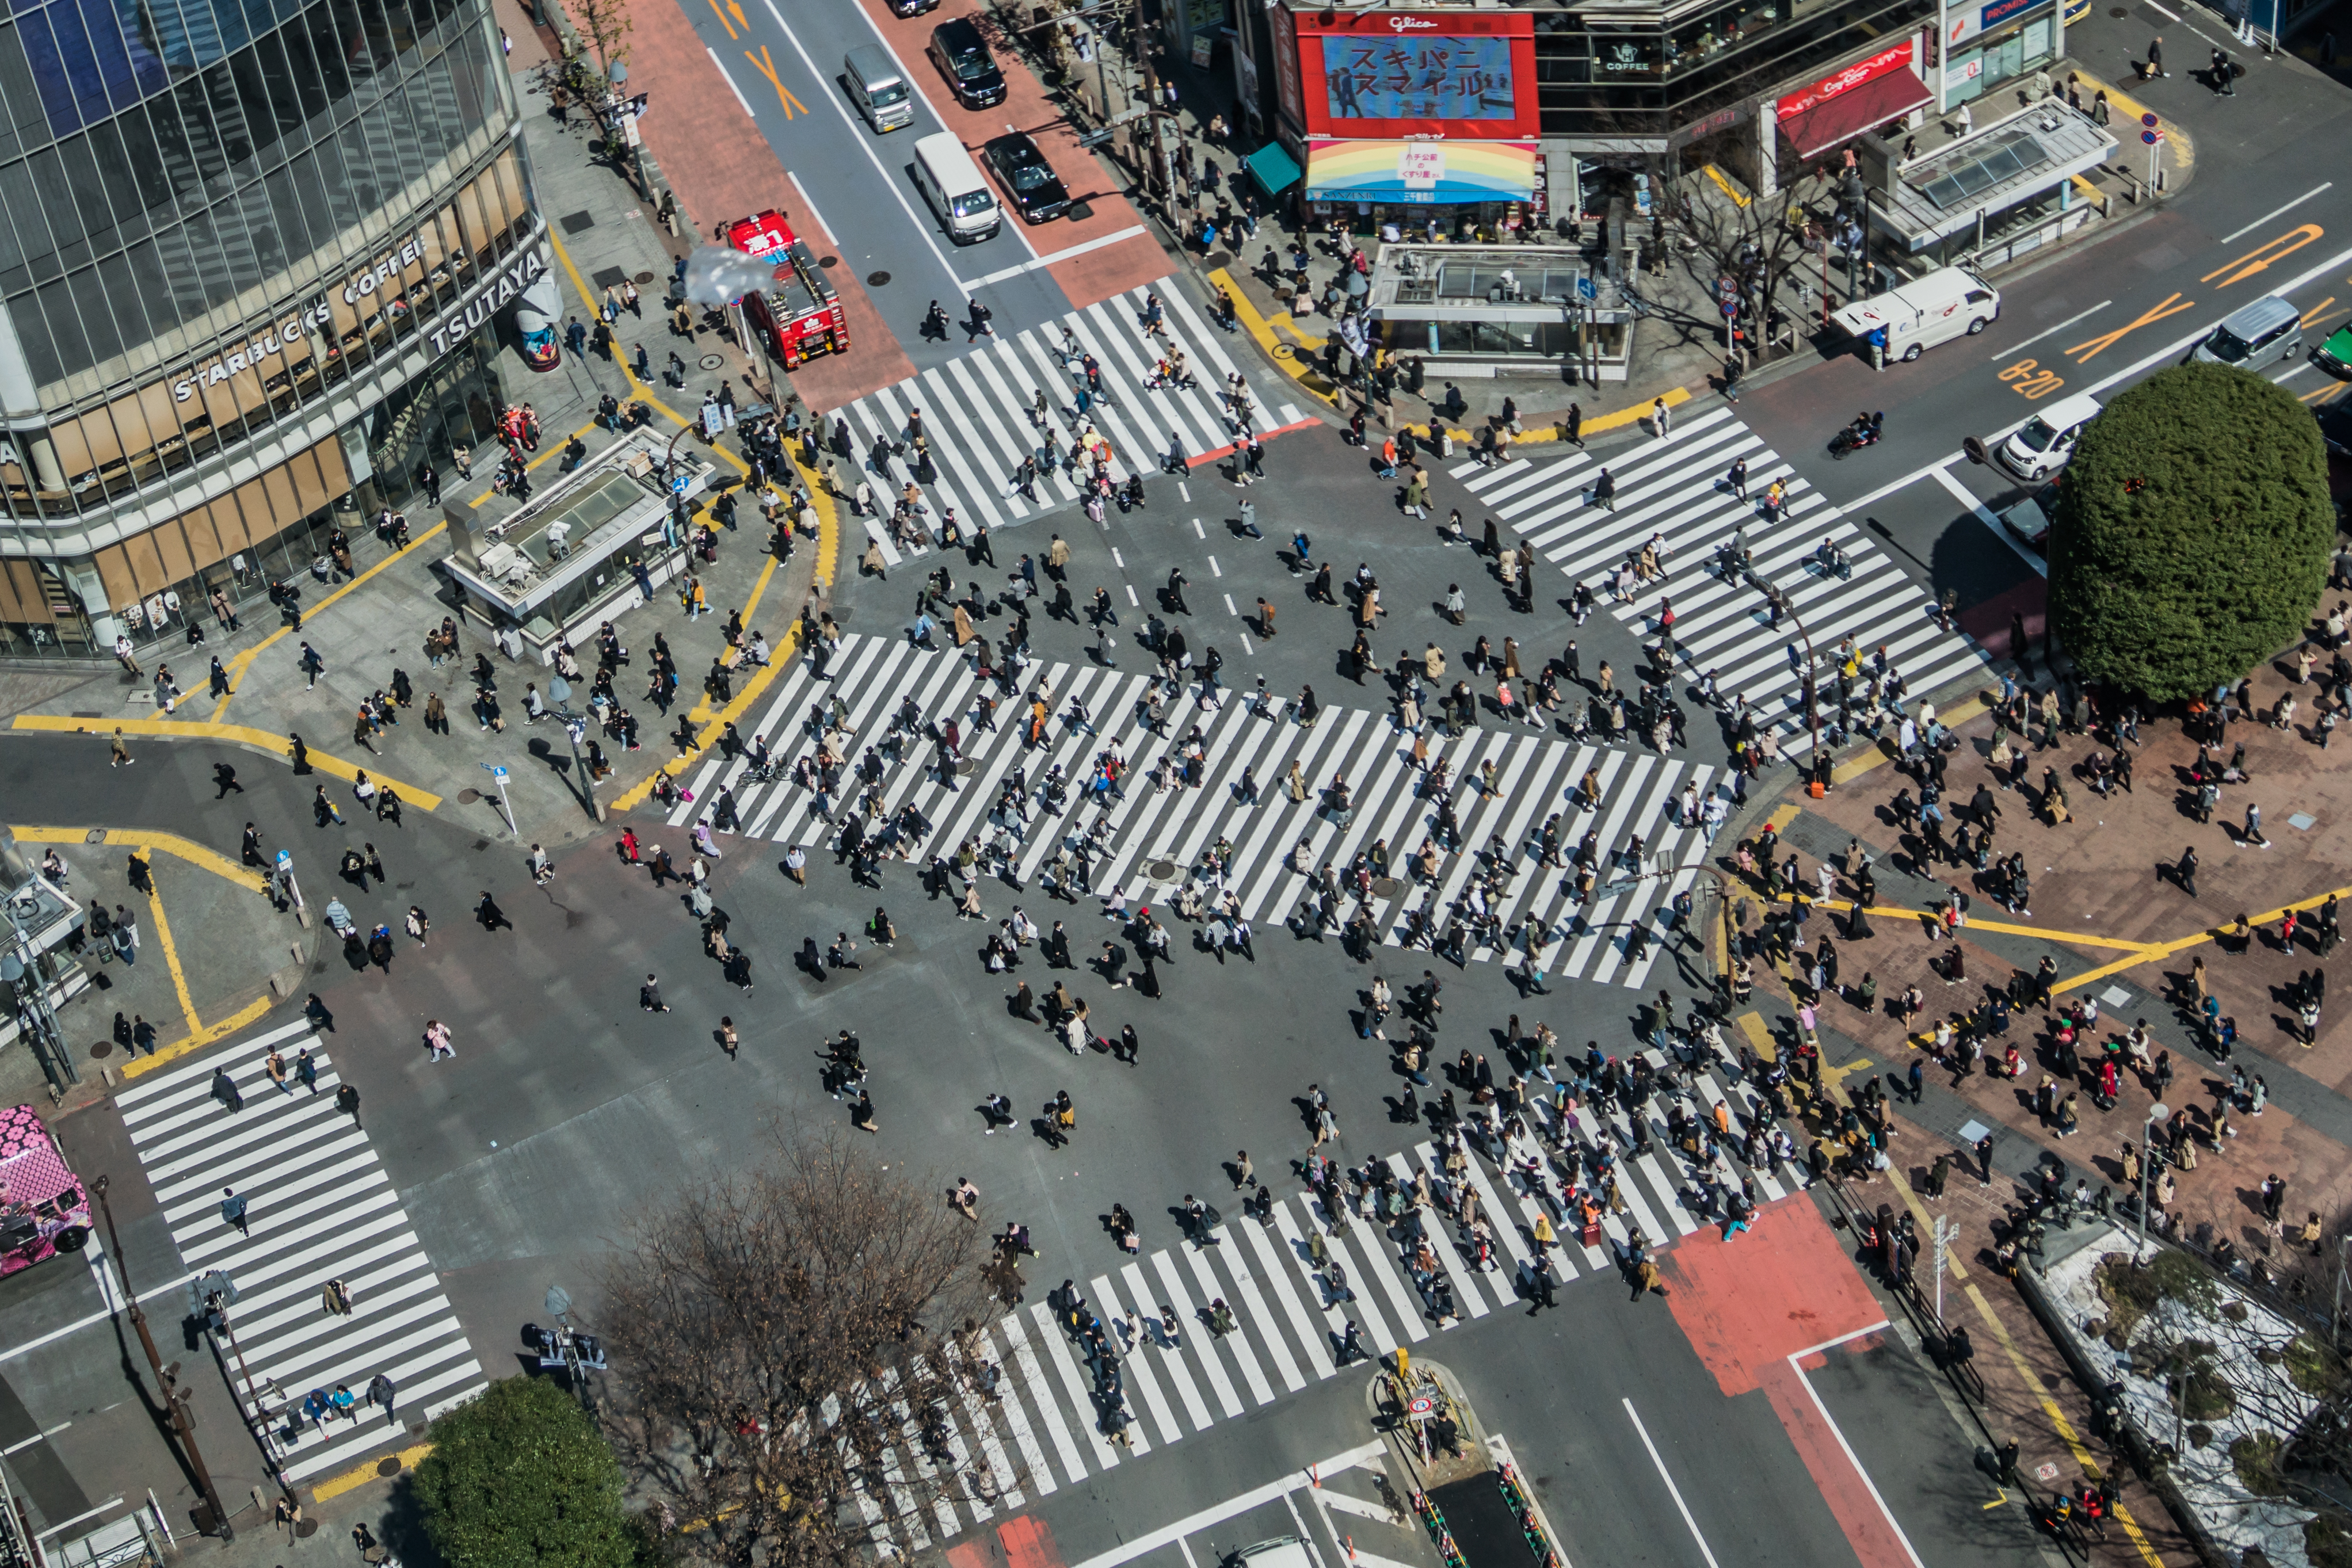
[670,475,689,495]
[2141,110,2159,127]
[2141,128,2163,145]
[1576,277,1598,302]
[1721,301,1738,318]
[275,850,291,871]
[483,764,509,781]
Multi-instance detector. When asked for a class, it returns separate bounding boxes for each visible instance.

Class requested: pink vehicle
[0,1104,92,1276]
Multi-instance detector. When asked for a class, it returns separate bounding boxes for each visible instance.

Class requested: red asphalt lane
[947,1513,1067,1568]
[1660,1197,1916,1568]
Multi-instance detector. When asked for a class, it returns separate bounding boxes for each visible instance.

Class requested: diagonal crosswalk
[834,281,1307,566]
[1451,407,1994,734]
[112,1020,487,1482]
[844,1045,1810,1551]
[663,634,1728,989]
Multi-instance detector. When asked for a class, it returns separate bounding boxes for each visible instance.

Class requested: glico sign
[1287,5,1538,142]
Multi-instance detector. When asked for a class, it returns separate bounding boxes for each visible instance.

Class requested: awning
[1244,141,1302,198]
[1777,67,1933,159]
[1303,140,1538,206]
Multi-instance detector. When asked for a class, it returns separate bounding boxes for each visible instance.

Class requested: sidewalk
[2,87,834,847]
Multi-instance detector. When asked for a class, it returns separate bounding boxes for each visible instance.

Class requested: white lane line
[1932,466,2046,579]
[1624,1399,1721,1568]
[1111,548,1124,568]
[1064,1443,1387,1568]
[1785,1323,1925,1568]
[1992,300,2111,358]
[970,225,1152,288]
[2222,184,2332,245]
[706,48,756,118]
[1126,583,1140,606]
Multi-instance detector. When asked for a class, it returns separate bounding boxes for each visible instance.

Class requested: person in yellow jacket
[1532,1212,1556,1253]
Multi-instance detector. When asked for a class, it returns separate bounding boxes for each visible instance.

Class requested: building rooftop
[1875,98,2117,245]
[1364,243,1634,320]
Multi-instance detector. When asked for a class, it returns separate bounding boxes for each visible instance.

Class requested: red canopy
[1777,67,1934,159]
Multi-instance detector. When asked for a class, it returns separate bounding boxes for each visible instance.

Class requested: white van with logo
[1832,265,2002,364]
[912,130,999,244]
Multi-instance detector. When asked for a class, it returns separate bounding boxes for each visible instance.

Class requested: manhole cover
[956,758,979,776]
[457,788,481,803]
[634,270,656,285]
[377,1456,403,1477]
[1273,343,1295,359]
[867,270,891,287]
[84,828,106,844]
[90,1041,110,1059]
[1204,251,1233,270]
[1146,859,1177,880]
[558,209,595,234]
[295,1519,319,1538]
[2108,5,2126,12]
[819,255,838,268]
[699,353,726,370]
[1372,876,1401,898]
[1068,200,1095,221]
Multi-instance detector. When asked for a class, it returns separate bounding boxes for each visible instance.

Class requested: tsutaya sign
[167,243,546,402]
[425,246,547,357]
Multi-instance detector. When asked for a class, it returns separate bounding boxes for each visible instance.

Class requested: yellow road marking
[1211,268,1337,404]
[2067,292,2198,363]
[1828,697,1990,785]
[542,227,837,814]
[9,717,443,811]
[1965,1283,2166,1568]
[1701,164,1750,208]
[741,45,806,116]
[2200,223,2323,288]
[7,826,265,892]
[466,418,603,509]
[2303,381,2348,404]
[139,879,205,1039]
[117,996,272,1079]
[209,524,449,721]
[2299,296,2338,327]
[707,0,738,37]
[310,1442,434,1502]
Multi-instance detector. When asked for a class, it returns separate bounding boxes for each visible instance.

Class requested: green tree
[410,1375,651,1568]
[2049,362,2331,701]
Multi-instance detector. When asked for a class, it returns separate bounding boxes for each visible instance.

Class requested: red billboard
[1290,7,1538,142]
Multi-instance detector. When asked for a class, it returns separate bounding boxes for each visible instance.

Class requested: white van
[845,45,913,133]
[913,131,998,244]
[1995,391,2101,481]
[1832,266,2002,364]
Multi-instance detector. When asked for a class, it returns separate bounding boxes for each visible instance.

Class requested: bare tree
[568,0,634,98]
[598,1130,1008,1567]
[1638,156,1839,368]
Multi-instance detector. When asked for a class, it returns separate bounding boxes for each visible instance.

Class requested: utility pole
[93,1176,234,1540]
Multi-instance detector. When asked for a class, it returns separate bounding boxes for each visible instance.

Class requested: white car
[1995,392,2101,481]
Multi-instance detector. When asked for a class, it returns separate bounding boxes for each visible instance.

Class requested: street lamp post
[2138,1101,2171,1262]
[1,894,75,1092]
[92,1176,234,1539]
[1733,560,1827,785]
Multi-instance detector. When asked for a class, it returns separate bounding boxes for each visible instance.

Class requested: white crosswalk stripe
[832,281,1307,565]
[1452,407,1995,734]
[848,1047,1811,1551]
[112,1020,487,1482]
[666,634,1726,989]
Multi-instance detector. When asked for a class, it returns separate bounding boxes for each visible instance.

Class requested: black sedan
[983,132,1069,223]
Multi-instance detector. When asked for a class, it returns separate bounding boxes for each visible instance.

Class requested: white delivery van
[1832,266,2002,364]
[913,131,999,244]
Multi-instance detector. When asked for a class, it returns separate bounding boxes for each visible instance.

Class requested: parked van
[2193,295,2303,372]
[1995,391,2101,481]
[913,131,999,243]
[1831,265,2001,364]
[845,46,913,132]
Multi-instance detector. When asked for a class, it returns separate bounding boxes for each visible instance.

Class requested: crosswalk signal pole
[92,1176,235,1540]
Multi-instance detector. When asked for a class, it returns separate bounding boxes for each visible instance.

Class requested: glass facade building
[0,0,545,657]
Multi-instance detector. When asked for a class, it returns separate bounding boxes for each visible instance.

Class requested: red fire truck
[725,210,849,372]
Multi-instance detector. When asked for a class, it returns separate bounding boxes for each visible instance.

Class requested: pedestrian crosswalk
[1452,407,1993,735]
[112,1020,486,1482]
[663,633,1732,989]
[845,1047,1809,1551]
[833,281,1307,566]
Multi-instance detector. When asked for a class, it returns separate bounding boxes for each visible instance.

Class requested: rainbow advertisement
[1303,139,1539,205]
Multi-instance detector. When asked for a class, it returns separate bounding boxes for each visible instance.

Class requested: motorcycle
[1828,414,1884,460]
